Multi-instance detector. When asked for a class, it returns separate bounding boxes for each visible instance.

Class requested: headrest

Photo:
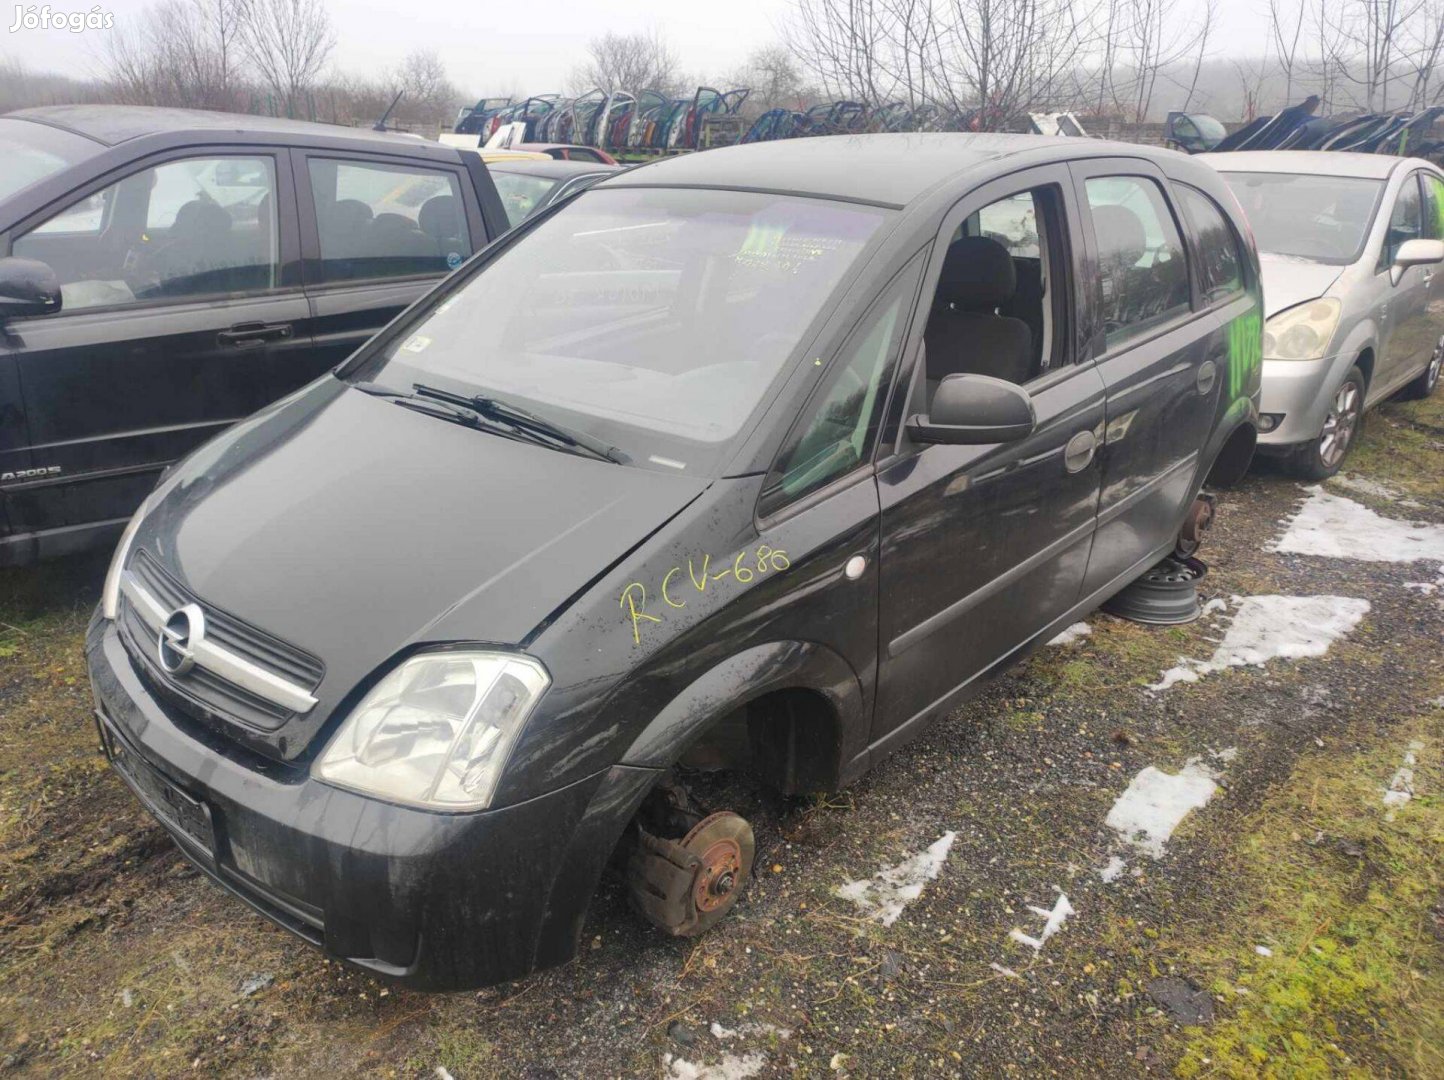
[172,199,231,237]
[1091,204,1146,266]
[418,195,461,238]
[937,235,1017,311]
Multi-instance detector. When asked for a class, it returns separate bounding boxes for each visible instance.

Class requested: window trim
[6,147,300,319]
[1375,169,1426,276]
[1068,159,1197,363]
[294,150,482,292]
[1172,181,1248,311]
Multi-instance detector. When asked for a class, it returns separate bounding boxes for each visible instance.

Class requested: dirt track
[2,388,1442,1078]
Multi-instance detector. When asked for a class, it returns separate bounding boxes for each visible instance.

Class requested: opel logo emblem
[158,603,205,676]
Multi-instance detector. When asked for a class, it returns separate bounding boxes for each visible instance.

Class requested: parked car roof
[1206,150,1410,179]
[603,132,1181,208]
[485,158,620,179]
[9,104,432,149]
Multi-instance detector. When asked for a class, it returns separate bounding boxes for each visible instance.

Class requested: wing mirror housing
[0,257,62,321]
[1391,237,1444,285]
[906,373,1037,445]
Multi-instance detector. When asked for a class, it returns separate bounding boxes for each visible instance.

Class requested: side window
[1424,174,1444,240]
[762,260,921,510]
[13,155,280,312]
[491,170,556,226]
[1084,176,1191,349]
[1176,184,1245,304]
[922,184,1065,398]
[307,158,472,283]
[1380,174,1423,270]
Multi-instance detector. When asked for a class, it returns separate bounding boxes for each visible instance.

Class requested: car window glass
[491,171,560,226]
[920,184,1064,403]
[1380,174,1423,270]
[1424,173,1444,240]
[764,259,921,509]
[0,118,99,204]
[1222,172,1382,264]
[307,158,472,283]
[13,155,280,313]
[1176,185,1244,304]
[1084,176,1190,349]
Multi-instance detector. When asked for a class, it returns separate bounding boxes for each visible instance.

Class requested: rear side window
[1084,176,1191,349]
[1421,173,1444,240]
[762,258,921,512]
[307,159,472,283]
[491,170,559,226]
[1175,185,1244,304]
[14,154,280,312]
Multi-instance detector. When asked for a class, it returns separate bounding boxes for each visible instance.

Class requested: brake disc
[627,810,755,938]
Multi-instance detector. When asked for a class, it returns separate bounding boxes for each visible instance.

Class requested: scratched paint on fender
[620,545,791,644]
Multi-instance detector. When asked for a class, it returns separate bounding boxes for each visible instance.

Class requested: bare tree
[569,30,681,95]
[238,0,335,117]
[726,45,814,113]
[101,0,247,109]
[1268,0,1307,103]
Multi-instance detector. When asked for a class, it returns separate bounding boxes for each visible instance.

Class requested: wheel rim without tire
[1319,382,1361,468]
[1428,339,1443,391]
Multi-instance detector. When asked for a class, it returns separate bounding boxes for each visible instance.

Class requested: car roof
[464,148,552,163]
[486,158,620,179]
[604,132,1178,207]
[1206,150,1407,180]
[9,104,432,149]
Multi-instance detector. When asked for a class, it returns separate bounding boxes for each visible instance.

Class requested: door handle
[218,322,293,348]
[1064,429,1098,474]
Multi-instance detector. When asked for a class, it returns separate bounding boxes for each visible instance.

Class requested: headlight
[313,651,549,811]
[1263,298,1341,361]
[101,500,149,620]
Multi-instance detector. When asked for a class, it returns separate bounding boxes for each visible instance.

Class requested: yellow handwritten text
[621,545,790,643]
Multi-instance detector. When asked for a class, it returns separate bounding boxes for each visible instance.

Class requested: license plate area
[97,712,216,861]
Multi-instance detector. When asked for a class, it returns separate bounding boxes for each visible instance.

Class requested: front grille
[118,549,324,731]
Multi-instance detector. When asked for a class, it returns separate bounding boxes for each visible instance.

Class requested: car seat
[923,236,1034,399]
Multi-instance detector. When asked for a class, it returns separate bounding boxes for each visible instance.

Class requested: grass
[1346,388,1444,503]
[1169,708,1444,1078]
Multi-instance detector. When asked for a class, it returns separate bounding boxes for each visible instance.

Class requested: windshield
[0,118,99,205]
[491,171,561,225]
[351,186,892,474]
[1223,171,1384,264]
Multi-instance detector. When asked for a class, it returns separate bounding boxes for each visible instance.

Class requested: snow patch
[836,832,956,926]
[1254,945,1273,957]
[1274,487,1444,566]
[663,1052,767,1080]
[1104,751,1234,859]
[1099,855,1127,883]
[1008,892,1075,951]
[1047,621,1092,646]
[1383,740,1425,820]
[1331,474,1423,509]
[709,1022,791,1042]
[1148,594,1370,691]
[989,962,1021,979]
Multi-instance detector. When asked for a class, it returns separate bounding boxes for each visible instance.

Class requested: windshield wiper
[411,383,629,464]
[352,380,625,463]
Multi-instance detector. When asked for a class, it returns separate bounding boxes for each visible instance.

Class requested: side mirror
[1391,237,1444,285]
[906,373,1036,445]
[0,257,62,321]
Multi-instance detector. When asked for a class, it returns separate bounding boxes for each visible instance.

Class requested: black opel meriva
[88,133,1262,989]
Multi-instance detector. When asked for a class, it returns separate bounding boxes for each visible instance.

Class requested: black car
[484,157,623,226]
[0,106,510,565]
[88,133,1262,991]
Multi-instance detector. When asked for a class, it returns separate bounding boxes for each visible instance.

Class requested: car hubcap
[1319,382,1361,468]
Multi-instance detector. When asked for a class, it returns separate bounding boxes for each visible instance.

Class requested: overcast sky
[6,0,1274,98]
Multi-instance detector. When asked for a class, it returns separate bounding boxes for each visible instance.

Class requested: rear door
[292,150,488,385]
[1,148,305,549]
[1069,159,1219,593]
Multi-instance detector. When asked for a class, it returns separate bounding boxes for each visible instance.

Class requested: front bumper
[86,613,655,990]
[1257,355,1344,447]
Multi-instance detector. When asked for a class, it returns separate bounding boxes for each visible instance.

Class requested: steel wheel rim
[1319,382,1361,468]
[1428,339,1443,390]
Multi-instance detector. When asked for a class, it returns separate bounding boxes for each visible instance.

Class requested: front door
[0,149,306,553]
[1377,170,1434,392]
[1069,162,1218,592]
[875,167,1105,750]
[293,152,483,387]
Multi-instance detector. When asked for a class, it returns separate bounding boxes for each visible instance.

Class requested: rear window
[0,118,99,205]
[491,171,561,225]
[1223,172,1384,264]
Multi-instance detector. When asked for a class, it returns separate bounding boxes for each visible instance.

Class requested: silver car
[1212,151,1444,478]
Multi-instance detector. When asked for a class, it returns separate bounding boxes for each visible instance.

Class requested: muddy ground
[2,388,1443,1079]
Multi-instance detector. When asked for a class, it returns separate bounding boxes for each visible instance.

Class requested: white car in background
[1213,151,1444,478]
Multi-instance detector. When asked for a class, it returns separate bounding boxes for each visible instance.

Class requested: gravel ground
[1,391,1442,1079]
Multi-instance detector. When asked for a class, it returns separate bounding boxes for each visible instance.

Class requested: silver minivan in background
[1213,151,1444,478]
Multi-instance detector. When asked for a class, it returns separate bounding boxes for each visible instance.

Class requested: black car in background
[0,106,510,565]
[484,157,623,226]
[89,133,1262,990]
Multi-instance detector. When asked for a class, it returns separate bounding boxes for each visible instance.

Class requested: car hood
[1258,253,1346,318]
[138,378,708,760]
